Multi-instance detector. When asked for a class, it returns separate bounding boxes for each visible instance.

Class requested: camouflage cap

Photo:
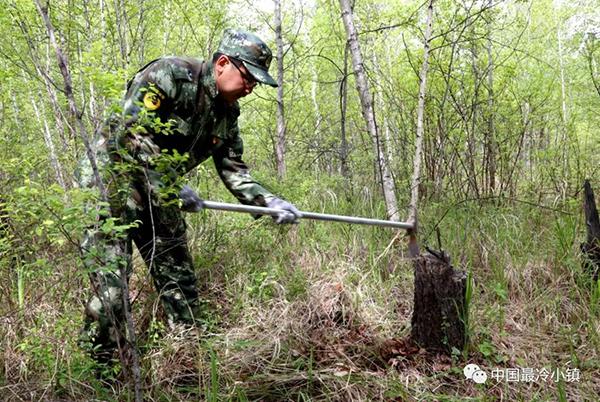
[216,28,278,87]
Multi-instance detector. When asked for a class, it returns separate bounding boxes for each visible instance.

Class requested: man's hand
[265,197,301,224]
[180,185,204,212]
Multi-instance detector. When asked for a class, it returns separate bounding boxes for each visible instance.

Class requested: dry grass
[1,203,599,401]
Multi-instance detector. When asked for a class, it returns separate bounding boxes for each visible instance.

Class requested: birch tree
[274,0,287,178]
[34,2,141,400]
[339,0,399,221]
[340,44,350,180]
[408,0,435,238]
[29,91,66,190]
[484,2,496,196]
[555,4,569,200]
[33,0,106,199]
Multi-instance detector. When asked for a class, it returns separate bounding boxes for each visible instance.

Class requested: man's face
[215,55,257,104]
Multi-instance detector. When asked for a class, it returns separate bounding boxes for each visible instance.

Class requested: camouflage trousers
[79,190,199,363]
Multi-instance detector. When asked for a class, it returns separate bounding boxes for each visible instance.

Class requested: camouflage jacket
[81,56,273,209]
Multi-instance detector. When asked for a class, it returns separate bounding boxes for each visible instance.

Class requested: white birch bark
[34,0,107,200]
[43,44,68,150]
[408,0,435,228]
[114,0,130,67]
[33,3,140,399]
[522,101,531,175]
[485,11,496,196]
[10,90,22,131]
[557,27,569,127]
[311,63,322,176]
[556,12,569,200]
[274,0,287,178]
[30,92,66,189]
[373,49,394,168]
[340,44,349,179]
[100,0,107,66]
[339,0,399,221]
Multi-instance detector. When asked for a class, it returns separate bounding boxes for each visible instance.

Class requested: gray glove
[265,197,301,224]
[179,185,204,212]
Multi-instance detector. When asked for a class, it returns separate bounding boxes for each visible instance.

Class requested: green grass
[1,175,599,401]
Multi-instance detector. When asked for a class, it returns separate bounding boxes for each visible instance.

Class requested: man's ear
[214,55,230,75]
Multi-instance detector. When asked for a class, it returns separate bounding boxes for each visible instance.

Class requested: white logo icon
[464,363,488,384]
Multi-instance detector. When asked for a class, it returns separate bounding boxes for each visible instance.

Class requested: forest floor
[1,179,599,401]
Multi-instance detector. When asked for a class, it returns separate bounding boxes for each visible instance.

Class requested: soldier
[77,28,301,364]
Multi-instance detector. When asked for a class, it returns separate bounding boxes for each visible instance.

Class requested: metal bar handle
[202,200,414,230]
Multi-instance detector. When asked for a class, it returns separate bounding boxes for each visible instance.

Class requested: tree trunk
[485,8,496,197]
[585,38,600,98]
[411,250,467,353]
[407,2,468,354]
[340,44,349,180]
[381,40,396,169]
[34,0,107,200]
[555,6,569,201]
[522,101,532,180]
[10,90,22,131]
[41,69,69,151]
[468,36,482,199]
[408,0,435,248]
[114,0,130,67]
[373,49,395,190]
[34,2,142,400]
[581,180,600,281]
[100,0,107,65]
[339,0,399,221]
[136,0,146,65]
[274,0,286,179]
[309,39,322,178]
[17,20,69,151]
[29,92,66,190]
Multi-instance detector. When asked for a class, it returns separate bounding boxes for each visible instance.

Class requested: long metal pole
[202,200,414,230]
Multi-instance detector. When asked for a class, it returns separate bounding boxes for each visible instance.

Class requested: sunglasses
[229,57,257,88]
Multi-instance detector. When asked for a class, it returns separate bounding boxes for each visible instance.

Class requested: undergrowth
[1,172,599,401]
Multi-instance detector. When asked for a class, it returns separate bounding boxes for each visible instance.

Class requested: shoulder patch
[143,91,162,110]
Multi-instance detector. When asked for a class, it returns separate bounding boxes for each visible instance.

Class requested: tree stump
[581,180,600,282]
[411,250,467,353]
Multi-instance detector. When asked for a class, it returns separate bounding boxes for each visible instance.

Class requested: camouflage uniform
[78,29,283,362]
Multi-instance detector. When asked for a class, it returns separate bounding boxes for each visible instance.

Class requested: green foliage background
[1,0,599,400]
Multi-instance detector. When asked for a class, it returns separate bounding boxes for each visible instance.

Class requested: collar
[201,62,219,99]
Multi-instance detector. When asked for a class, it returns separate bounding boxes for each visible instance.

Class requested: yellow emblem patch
[143,92,161,110]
